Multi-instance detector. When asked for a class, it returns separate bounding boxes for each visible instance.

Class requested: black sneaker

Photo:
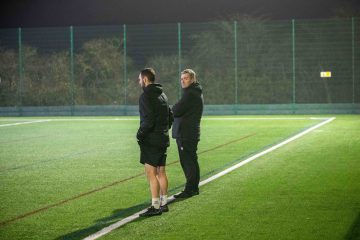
[160,204,169,212]
[174,190,199,199]
[139,206,162,217]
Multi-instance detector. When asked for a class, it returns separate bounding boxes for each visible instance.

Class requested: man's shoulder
[140,91,152,100]
[188,83,202,93]
[186,87,202,100]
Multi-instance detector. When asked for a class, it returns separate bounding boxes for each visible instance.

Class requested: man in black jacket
[172,69,204,198]
[136,68,173,217]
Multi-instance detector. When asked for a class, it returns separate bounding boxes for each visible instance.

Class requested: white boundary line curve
[83,117,336,240]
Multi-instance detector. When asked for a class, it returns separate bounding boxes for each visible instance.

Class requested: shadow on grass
[55,202,149,240]
[345,212,360,240]
[55,181,190,239]
[55,187,184,240]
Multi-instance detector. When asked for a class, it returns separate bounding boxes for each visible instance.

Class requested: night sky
[1,0,360,28]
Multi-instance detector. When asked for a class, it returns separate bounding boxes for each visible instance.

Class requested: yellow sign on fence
[320,71,332,78]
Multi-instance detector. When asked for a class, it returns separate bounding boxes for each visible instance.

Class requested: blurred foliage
[0,17,358,106]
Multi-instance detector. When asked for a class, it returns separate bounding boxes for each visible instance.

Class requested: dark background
[1,0,360,28]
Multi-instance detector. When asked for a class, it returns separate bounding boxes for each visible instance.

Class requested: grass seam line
[83,117,335,240]
[0,173,144,227]
[0,134,255,227]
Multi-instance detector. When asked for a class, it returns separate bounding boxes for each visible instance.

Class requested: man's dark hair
[140,68,156,82]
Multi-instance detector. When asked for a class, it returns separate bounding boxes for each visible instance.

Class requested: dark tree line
[0,16,358,106]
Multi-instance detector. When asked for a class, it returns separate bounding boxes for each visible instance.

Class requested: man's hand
[136,129,145,145]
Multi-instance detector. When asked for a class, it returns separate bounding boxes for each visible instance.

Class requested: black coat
[172,82,204,141]
[137,83,173,148]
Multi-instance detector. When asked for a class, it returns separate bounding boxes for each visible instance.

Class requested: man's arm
[168,107,174,128]
[137,94,155,142]
[172,91,192,117]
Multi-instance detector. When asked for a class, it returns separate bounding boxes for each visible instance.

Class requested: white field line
[50,118,137,121]
[203,117,329,120]
[0,118,137,122]
[83,117,336,240]
[0,119,51,127]
[0,117,327,122]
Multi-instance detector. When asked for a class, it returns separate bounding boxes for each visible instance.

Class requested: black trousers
[176,139,200,192]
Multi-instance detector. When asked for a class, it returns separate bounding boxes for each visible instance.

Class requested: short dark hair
[140,68,156,82]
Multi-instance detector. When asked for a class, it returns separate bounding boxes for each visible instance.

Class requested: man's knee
[157,166,167,177]
[145,164,157,177]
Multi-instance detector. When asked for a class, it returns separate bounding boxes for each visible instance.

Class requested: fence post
[123,24,127,114]
[352,17,355,111]
[69,26,75,116]
[17,27,24,116]
[178,22,182,100]
[292,19,296,113]
[234,21,238,105]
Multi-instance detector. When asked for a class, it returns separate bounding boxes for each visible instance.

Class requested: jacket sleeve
[168,107,174,129]
[137,94,155,141]
[172,91,193,117]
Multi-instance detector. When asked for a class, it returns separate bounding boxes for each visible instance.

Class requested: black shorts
[139,144,167,167]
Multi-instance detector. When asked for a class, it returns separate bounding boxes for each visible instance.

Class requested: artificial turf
[0,115,358,240]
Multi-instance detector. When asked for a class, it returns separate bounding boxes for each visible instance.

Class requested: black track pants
[176,139,200,192]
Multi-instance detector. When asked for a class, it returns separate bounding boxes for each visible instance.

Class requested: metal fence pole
[234,21,238,105]
[352,17,355,108]
[178,22,182,100]
[292,19,296,113]
[17,27,23,115]
[123,24,127,109]
[69,26,75,115]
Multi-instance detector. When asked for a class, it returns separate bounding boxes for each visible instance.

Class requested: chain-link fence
[0,17,359,113]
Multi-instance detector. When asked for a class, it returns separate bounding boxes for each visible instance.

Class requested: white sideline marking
[0,118,137,122]
[50,118,137,121]
[200,117,335,185]
[0,120,51,127]
[0,117,326,122]
[83,117,336,240]
[203,117,329,120]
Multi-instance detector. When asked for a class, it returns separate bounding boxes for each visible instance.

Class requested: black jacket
[172,82,204,141]
[137,83,173,148]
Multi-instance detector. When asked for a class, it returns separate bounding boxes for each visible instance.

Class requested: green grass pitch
[0,115,359,240]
